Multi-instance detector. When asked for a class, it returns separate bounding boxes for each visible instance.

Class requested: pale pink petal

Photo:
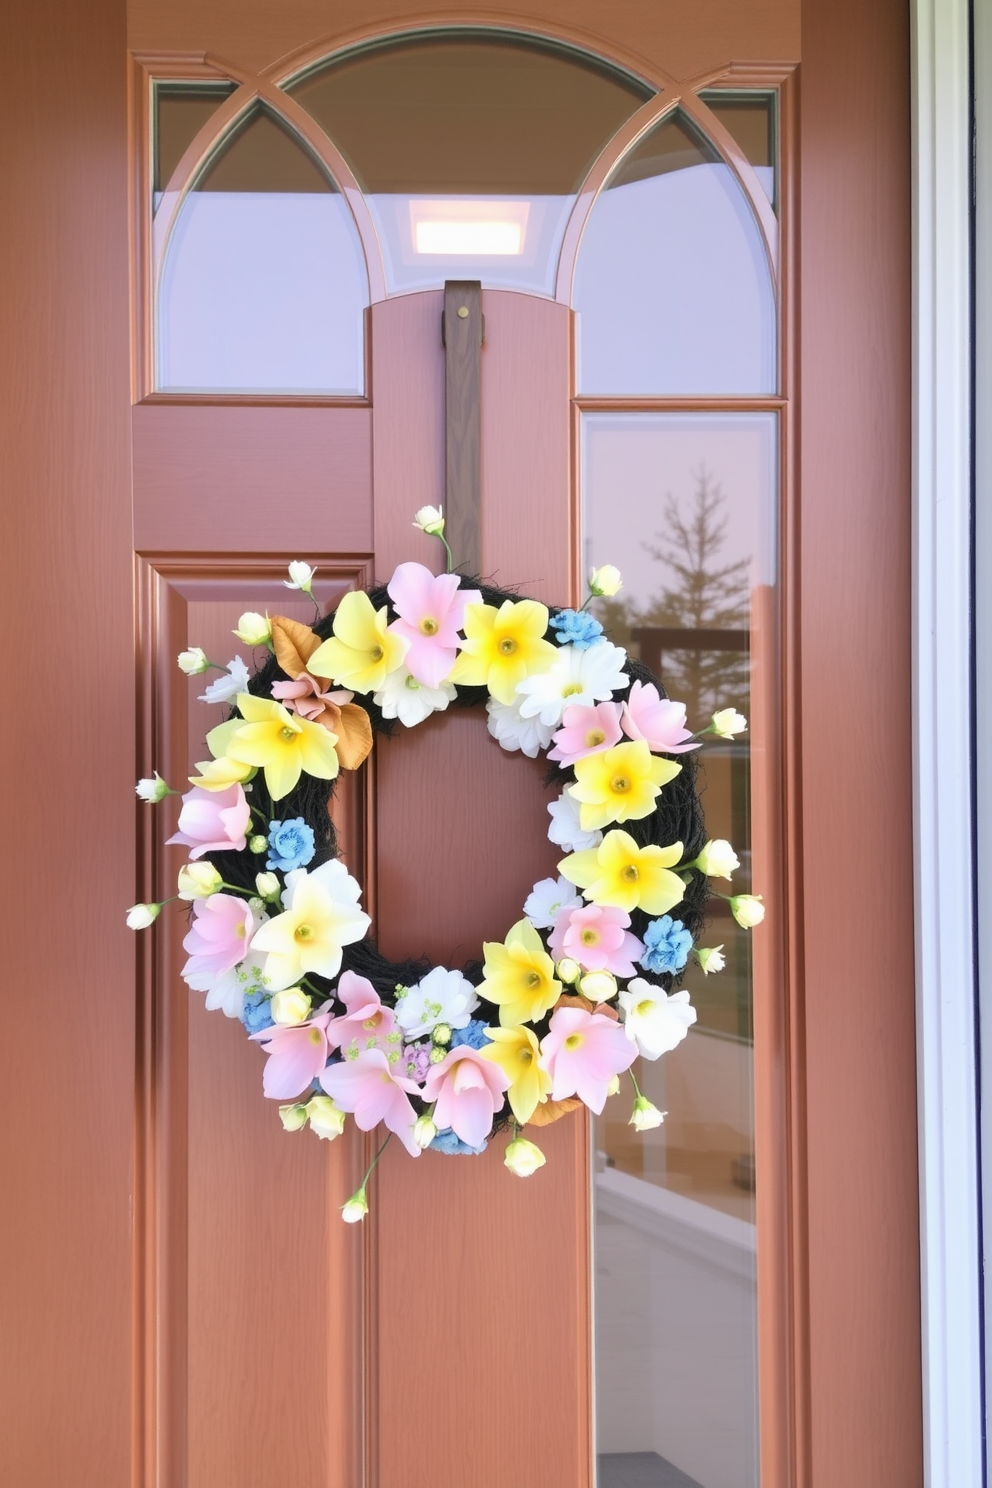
[548,701,624,767]
[620,682,700,754]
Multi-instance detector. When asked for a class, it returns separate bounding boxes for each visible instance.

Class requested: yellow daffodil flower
[188,718,256,790]
[307,590,409,694]
[249,860,370,989]
[448,599,557,705]
[559,829,686,915]
[568,740,680,832]
[482,1024,553,1124]
[224,693,339,801]
[480,918,562,1026]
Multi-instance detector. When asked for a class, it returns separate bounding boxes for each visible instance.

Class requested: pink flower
[548,701,624,767]
[320,1049,422,1156]
[252,1011,336,1100]
[181,892,255,983]
[421,1046,509,1149]
[166,783,250,860]
[271,671,353,725]
[387,562,482,688]
[548,904,644,976]
[620,682,700,754]
[325,970,399,1056]
[539,1006,636,1113]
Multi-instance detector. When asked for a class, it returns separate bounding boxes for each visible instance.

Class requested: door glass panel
[157,107,368,394]
[574,110,776,395]
[154,81,237,198]
[585,412,776,1488]
[285,34,651,295]
[699,92,776,206]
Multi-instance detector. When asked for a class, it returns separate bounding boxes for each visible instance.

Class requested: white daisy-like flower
[374,666,456,727]
[486,696,555,757]
[523,875,583,929]
[547,790,603,853]
[198,656,250,704]
[395,966,479,1040]
[618,979,697,1060]
[514,640,628,728]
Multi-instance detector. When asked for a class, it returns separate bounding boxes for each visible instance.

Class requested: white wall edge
[911,1,984,1484]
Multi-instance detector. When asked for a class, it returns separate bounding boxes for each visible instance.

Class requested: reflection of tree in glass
[596,466,750,721]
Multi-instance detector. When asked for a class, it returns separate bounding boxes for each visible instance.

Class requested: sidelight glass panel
[285,33,651,295]
[585,412,776,1488]
[574,110,776,395]
[154,82,238,196]
[699,92,776,206]
[157,106,368,394]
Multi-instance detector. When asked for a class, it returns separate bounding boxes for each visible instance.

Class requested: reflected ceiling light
[409,200,529,256]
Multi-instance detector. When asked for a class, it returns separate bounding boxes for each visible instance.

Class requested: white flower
[731,894,765,928]
[523,875,582,929]
[589,564,622,597]
[711,708,747,739]
[284,561,316,593]
[279,1103,309,1131]
[198,656,250,704]
[341,1189,369,1223]
[249,860,370,991]
[374,666,456,727]
[135,771,170,802]
[618,979,697,1060]
[270,987,312,1025]
[233,611,271,646]
[414,1115,438,1148]
[693,839,740,879]
[307,1096,346,1140]
[413,505,445,536]
[126,902,160,929]
[177,862,223,900]
[394,966,479,1040]
[486,696,554,757]
[504,1137,546,1177]
[696,945,726,974]
[547,790,603,853]
[629,1095,666,1131]
[514,640,628,727]
[177,647,209,675]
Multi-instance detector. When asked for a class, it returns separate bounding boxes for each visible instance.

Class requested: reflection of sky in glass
[158,195,368,393]
[575,164,776,394]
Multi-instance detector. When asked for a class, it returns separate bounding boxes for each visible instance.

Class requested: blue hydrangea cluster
[640,915,693,975]
[549,608,604,649]
[430,1128,488,1156]
[266,817,315,873]
[450,1019,491,1050]
[240,990,274,1035]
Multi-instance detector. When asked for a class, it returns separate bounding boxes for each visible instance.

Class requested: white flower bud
[413,504,445,536]
[279,1103,309,1132]
[693,838,740,880]
[414,1115,438,1149]
[305,1096,346,1140]
[696,945,726,974]
[233,611,271,646]
[711,708,748,739]
[588,564,622,598]
[255,871,281,902]
[135,771,171,803]
[578,969,618,1002]
[341,1188,369,1223]
[555,957,582,985]
[126,902,160,930]
[177,862,223,900]
[249,835,268,855]
[629,1095,666,1132]
[730,895,765,929]
[504,1137,547,1177]
[270,987,312,1026]
[177,647,210,675]
[284,560,316,593]
[607,1075,621,1097]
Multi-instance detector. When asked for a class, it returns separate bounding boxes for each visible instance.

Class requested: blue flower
[266,817,315,873]
[430,1127,488,1155]
[240,990,274,1035]
[549,609,604,649]
[640,915,693,975]
[450,1019,491,1050]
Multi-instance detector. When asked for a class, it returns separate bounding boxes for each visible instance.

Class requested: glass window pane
[154,82,237,195]
[157,107,368,394]
[585,412,776,1488]
[574,110,776,395]
[700,92,776,206]
[286,34,651,295]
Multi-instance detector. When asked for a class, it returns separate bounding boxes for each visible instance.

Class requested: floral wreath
[130,508,762,1221]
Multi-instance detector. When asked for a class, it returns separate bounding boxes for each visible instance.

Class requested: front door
[1,3,920,1487]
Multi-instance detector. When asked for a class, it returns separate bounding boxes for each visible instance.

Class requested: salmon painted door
[1,3,920,1488]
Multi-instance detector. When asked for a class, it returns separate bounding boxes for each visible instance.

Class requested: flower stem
[439,533,455,574]
[360,1131,392,1191]
[628,1067,643,1100]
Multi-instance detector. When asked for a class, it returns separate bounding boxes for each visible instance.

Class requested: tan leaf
[270,615,321,678]
[333,704,374,770]
[527,1097,582,1127]
[556,993,595,1014]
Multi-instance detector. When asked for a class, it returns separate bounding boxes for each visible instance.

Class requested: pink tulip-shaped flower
[271,671,353,724]
[421,1046,510,1149]
[387,562,482,688]
[548,904,644,977]
[620,682,700,754]
[540,1006,637,1113]
[320,1049,423,1156]
[181,892,255,984]
[326,970,399,1057]
[548,701,624,768]
[252,1010,336,1100]
[167,782,250,859]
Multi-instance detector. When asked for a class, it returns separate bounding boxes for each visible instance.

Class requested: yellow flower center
[562,682,583,697]
[518,1049,533,1066]
[635,1000,654,1017]
[419,617,439,635]
[564,1033,584,1051]
[611,775,631,794]
[580,928,599,946]
[363,1013,382,1029]
[307,1028,323,1045]
[498,637,517,655]
[621,864,639,883]
[404,675,421,690]
[525,971,542,988]
[586,729,606,747]
[281,726,296,741]
[369,645,383,662]
[294,923,314,942]
[235,923,246,938]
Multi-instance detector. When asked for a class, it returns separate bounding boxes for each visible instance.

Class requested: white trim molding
[911,1,983,1484]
